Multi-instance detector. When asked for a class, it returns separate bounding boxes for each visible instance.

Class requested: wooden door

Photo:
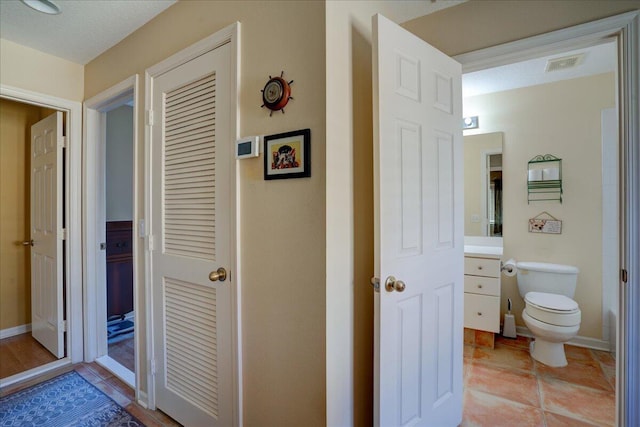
[30,112,64,359]
[372,14,464,427]
[151,43,233,426]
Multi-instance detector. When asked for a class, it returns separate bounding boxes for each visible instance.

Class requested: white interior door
[372,14,463,427]
[151,43,233,426]
[30,111,64,359]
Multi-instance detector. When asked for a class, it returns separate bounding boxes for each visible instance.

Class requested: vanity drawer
[464,276,500,297]
[464,293,500,333]
[464,257,501,278]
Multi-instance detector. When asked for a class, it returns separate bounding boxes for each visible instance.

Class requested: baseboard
[0,324,31,339]
[515,326,611,351]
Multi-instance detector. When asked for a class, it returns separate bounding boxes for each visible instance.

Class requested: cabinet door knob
[477,266,483,270]
[477,312,483,316]
[477,284,483,289]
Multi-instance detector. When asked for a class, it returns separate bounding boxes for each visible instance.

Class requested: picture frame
[264,128,311,180]
[528,211,562,234]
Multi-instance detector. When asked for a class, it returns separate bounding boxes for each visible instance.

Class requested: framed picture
[264,128,311,180]
[528,211,562,234]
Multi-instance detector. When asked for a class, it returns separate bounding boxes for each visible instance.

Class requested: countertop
[464,245,503,259]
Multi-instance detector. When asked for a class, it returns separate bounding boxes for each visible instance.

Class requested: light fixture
[21,0,61,15]
[462,116,479,130]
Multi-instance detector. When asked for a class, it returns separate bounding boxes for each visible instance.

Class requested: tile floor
[0,362,182,427]
[463,335,616,427]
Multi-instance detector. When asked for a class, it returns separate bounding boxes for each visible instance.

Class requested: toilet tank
[516,262,579,298]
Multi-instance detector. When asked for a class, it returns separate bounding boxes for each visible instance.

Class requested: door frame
[0,84,83,386]
[454,10,639,425]
[143,22,242,423]
[83,75,139,390]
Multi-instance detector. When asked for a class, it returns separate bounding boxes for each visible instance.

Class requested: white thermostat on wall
[235,136,260,159]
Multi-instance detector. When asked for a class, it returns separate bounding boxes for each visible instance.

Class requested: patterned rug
[0,371,144,426]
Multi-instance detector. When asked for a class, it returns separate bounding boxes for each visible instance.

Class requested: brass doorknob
[209,267,227,282]
[385,276,406,292]
[22,240,34,246]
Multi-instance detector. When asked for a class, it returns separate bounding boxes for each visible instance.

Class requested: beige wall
[105,105,134,222]
[0,100,55,331]
[0,39,84,101]
[464,132,503,237]
[84,2,326,425]
[403,0,640,56]
[464,72,615,339]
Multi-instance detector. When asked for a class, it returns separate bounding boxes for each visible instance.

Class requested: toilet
[516,261,581,367]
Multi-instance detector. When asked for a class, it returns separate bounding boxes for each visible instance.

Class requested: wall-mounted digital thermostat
[236,136,260,159]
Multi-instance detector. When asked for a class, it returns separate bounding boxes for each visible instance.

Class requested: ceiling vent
[545,53,585,72]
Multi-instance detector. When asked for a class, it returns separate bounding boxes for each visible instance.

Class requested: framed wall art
[264,128,311,180]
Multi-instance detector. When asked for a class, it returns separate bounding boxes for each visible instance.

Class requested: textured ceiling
[463,41,617,98]
[0,0,176,65]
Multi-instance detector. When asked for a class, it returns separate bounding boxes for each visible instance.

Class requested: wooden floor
[0,333,57,379]
[1,362,181,426]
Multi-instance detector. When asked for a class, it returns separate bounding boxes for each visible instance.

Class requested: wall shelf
[527,154,562,203]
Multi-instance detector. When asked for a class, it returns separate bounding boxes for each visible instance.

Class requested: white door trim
[144,22,242,424]
[0,84,83,387]
[83,75,139,392]
[455,10,639,426]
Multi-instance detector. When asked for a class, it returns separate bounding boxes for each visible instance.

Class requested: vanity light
[463,116,479,130]
[20,0,61,15]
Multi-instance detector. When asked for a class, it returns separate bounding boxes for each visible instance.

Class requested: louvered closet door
[151,43,232,427]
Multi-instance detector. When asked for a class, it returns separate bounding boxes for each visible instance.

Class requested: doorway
[0,85,83,389]
[83,76,139,391]
[0,100,63,378]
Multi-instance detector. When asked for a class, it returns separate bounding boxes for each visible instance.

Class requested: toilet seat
[524,291,581,327]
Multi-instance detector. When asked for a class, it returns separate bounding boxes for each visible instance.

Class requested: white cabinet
[464,255,501,333]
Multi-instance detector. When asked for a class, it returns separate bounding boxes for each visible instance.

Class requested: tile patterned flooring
[463,335,616,427]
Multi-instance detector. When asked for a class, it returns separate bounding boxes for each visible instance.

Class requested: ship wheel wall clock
[261,71,293,116]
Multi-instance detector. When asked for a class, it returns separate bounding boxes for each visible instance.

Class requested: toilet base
[530,339,567,367]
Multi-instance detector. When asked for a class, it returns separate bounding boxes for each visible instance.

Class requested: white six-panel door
[372,14,464,427]
[151,43,233,426]
[30,112,64,359]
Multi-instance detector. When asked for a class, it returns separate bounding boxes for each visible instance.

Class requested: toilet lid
[525,291,579,312]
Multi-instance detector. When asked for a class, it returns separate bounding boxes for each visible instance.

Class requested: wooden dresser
[106,221,133,318]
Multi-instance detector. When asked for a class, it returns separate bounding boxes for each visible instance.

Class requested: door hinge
[621,269,628,283]
[147,234,154,251]
[146,110,154,126]
[150,359,156,376]
[61,136,68,148]
[61,320,67,332]
[59,228,67,240]
[370,277,380,293]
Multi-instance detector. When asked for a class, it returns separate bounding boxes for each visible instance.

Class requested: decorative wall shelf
[527,154,562,203]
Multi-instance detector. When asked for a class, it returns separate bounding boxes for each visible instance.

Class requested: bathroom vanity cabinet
[464,253,501,333]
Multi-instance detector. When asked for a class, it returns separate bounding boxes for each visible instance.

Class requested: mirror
[464,132,503,237]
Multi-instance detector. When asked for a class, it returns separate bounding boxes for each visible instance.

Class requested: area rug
[0,370,144,426]
[107,318,134,345]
